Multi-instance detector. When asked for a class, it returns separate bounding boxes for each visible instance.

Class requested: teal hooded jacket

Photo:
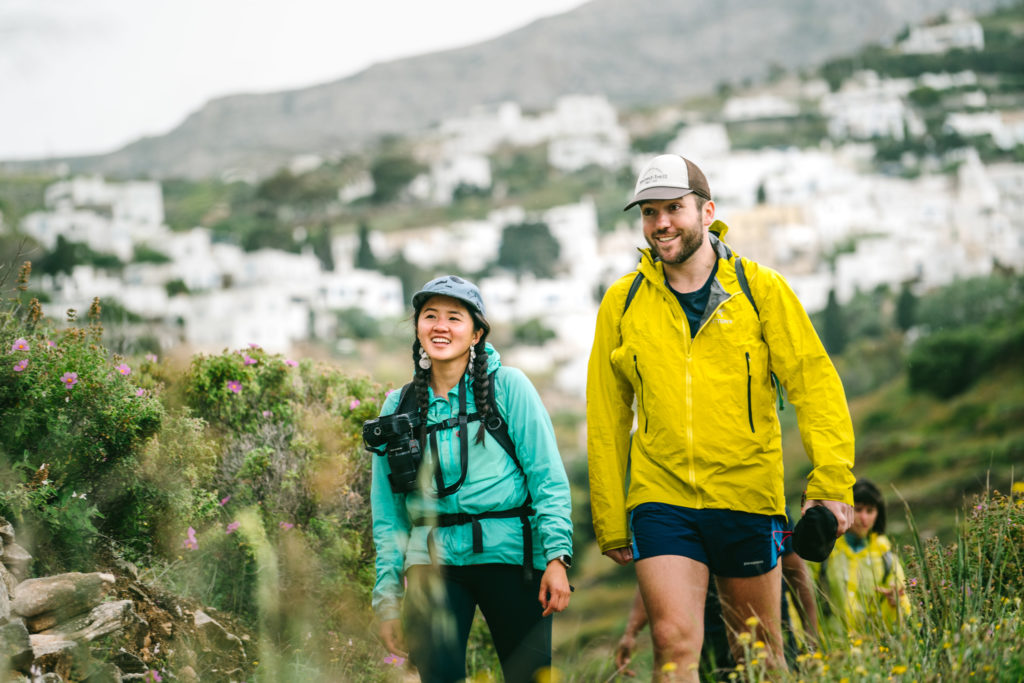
[370,344,573,621]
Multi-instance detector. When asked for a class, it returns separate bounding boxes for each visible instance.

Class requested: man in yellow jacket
[587,154,855,680]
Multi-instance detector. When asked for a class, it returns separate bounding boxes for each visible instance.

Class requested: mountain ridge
[11,0,1012,179]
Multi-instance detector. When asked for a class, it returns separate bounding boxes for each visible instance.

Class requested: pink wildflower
[183,526,198,551]
[284,359,298,367]
[220,495,231,506]
[243,355,257,366]
[279,521,294,530]
[909,578,918,587]
[262,410,272,418]
[144,671,163,683]
[46,340,56,348]
[116,363,131,376]
[349,398,361,410]
[60,372,79,389]
[11,338,29,352]
[226,521,240,534]
[226,380,242,394]
[248,343,261,349]
[383,654,406,667]
[145,353,158,363]
[135,388,147,397]
[13,359,28,372]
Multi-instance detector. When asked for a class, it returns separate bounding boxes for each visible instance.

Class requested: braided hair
[410,304,492,445]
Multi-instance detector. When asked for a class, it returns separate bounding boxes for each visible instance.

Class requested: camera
[362,411,423,494]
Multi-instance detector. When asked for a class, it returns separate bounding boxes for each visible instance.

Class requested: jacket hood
[482,341,502,375]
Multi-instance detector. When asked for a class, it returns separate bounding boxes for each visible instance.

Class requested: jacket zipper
[634,355,649,433]
[745,352,755,433]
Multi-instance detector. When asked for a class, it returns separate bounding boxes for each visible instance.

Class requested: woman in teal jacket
[368,275,573,683]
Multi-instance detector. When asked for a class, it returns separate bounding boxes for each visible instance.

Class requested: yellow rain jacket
[816,532,911,632]
[586,223,855,552]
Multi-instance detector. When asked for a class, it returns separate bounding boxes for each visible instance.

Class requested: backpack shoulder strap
[734,256,759,318]
[734,255,786,410]
[484,368,521,470]
[623,271,645,316]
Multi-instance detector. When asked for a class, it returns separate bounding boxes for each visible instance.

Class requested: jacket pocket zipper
[745,352,755,433]
[634,355,649,433]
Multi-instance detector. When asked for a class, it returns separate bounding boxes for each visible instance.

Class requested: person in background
[367,275,573,683]
[815,479,911,635]
[587,153,855,681]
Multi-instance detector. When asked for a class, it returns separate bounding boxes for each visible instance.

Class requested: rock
[0,562,18,596]
[39,600,137,643]
[193,609,245,661]
[0,578,10,623]
[1,543,32,582]
[30,633,83,680]
[177,664,199,682]
[11,573,115,621]
[81,660,123,683]
[0,517,15,546]
[0,617,33,673]
[110,649,147,674]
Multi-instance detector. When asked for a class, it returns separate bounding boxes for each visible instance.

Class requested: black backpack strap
[734,256,759,317]
[623,272,645,316]
[735,256,785,411]
[484,368,520,468]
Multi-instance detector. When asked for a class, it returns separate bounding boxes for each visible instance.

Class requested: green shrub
[0,286,164,569]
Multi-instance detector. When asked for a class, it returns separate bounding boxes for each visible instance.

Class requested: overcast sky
[0,0,589,160]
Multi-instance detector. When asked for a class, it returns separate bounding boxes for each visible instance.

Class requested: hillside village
[3,9,1023,397]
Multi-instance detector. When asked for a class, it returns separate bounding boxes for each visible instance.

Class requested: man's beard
[648,227,703,265]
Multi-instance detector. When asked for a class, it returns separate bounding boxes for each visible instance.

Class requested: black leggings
[403,563,552,683]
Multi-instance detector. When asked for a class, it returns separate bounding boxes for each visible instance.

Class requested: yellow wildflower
[661,662,678,672]
[745,615,760,628]
[737,632,752,645]
[754,640,766,649]
[893,665,908,674]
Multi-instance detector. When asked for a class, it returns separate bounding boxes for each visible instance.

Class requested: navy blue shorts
[630,503,786,577]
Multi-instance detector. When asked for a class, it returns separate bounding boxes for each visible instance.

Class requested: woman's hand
[379,618,408,657]
[538,560,572,617]
[877,584,905,608]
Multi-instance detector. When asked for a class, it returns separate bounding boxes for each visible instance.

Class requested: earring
[469,345,476,366]
[418,348,432,370]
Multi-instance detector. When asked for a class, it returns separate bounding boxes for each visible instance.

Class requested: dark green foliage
[821,289,847,355]
[355,222,377,270]
[370,153,426,204]
[631,129,678,153]
[496,221,560,278]
[513,318,556,346]
[895,283,917,331]
[907,327,987,398]
[132,244,171,264]
[336,308,380,340]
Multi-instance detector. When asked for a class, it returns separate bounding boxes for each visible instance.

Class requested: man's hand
[378,618,407,657]
[539,560,572,617]
[604,547,634,565]
[802,499,853,536]
[614,630,638,677]
[877,584,905,608]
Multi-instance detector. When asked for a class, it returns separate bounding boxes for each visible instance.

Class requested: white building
[899,11,984,55]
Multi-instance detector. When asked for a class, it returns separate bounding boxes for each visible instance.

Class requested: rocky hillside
[37,0,1013,179]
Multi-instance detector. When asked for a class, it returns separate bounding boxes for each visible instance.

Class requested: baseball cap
[792,505,839,562]
[412,275,486,317]
[623,154,711,211]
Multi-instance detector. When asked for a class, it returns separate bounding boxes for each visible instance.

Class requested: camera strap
[428,375,471,497]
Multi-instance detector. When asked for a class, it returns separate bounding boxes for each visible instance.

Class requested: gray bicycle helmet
[412,275,486,317]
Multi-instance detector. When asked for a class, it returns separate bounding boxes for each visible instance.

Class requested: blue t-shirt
[667,260,719,338]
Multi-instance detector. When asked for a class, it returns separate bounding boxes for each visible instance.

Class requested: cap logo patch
[639,168,671,188]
